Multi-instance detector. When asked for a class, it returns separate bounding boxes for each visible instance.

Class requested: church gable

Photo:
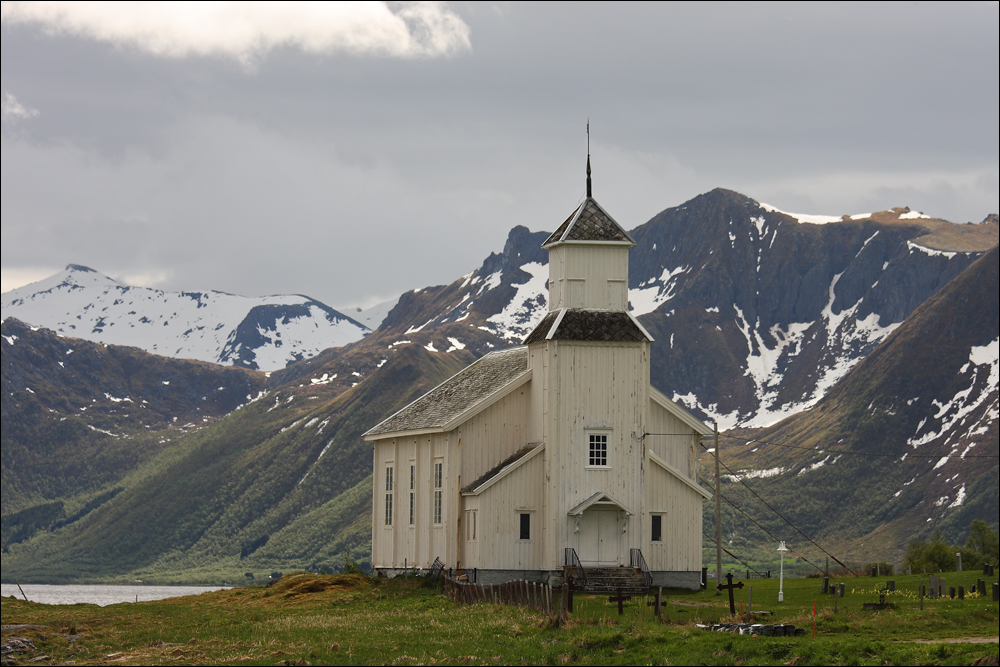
[461,443,544,496]
[649,386,712,436]
[363,347,529,439]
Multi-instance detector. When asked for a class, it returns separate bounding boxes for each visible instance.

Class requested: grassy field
[1,572,997,665]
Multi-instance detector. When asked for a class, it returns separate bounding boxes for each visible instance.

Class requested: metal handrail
[630,548,653,588]
[564,547,587,587]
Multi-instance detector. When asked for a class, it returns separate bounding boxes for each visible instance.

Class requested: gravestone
[929,576,938,598]
[716,572,744,616]
[977,578,986,597]
[566,577,581,613]
[838,583,845,597]
[822,577,829,594]
[958,585,964,600]
[608,588,631,615]
[993,582,999,602]
[949,586,955,599]
[938,578,945,598]
[647,587,662,619]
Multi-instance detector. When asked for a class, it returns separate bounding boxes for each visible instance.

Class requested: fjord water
[1,583,229,606]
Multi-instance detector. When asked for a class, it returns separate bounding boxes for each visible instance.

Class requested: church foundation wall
[651,570,701,590]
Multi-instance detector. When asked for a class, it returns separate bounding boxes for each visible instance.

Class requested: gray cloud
[1,2,997,307]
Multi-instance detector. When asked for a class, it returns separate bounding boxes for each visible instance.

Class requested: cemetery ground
[1,571,997,666]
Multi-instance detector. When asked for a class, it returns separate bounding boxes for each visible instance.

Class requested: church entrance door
[577,508,620,567]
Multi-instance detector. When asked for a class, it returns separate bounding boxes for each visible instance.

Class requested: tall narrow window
[651,514,662,542]
[433,461,443,525]
[519,513,531,540]
[409,464,415,526]
[588,433,608,467]
[384,465,394,526]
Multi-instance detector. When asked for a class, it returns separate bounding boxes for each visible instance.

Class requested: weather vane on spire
[586,119,592,198]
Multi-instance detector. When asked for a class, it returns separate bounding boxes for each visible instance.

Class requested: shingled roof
[523,309,653,345]
[542,197,636,247]
[363,347,529,439]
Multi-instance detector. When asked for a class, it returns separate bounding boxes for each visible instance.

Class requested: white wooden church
[364,160,712,589]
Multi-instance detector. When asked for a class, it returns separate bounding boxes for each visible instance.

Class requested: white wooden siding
[456,387,530,487]
[372,432,459,570]
[646,399,700,480]
[547,245,629,310]
[643,462,703,571]
[467,450,545,570]
[543,340,648,570]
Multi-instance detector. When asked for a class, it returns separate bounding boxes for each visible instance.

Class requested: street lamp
[777,541,788,602]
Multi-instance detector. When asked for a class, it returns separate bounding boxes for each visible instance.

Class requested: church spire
[586,120,592,198]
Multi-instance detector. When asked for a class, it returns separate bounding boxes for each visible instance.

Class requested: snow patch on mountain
[341,297,399,330]
[1,265,369,370]
[906,337,998,451]
[629,266,688,316]
[483,262,549,342]
[759,202,842,225]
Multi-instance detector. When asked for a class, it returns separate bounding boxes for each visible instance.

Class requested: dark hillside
[1,318,264,544]
[1,342,470,582]
[713,247,998,563]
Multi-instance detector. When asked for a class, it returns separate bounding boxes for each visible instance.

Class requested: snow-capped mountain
[347,190,996,429]
[1,265,369,371]
[718,245,998,557]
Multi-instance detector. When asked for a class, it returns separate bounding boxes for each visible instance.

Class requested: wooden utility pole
[714,421,722,594]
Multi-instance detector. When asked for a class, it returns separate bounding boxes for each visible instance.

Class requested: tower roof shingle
[542,197,635,247]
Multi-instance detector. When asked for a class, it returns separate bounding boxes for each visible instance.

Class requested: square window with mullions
[588,433,608,467]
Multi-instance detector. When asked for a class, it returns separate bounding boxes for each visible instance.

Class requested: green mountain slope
[1,341,471,583]
[1,318,265,552]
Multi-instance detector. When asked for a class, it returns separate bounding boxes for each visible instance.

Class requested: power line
[702,531,764,577]
[700,475,825,575]
[700,444,857,576]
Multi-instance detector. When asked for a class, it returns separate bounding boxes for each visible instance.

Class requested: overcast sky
[2,2,997,309]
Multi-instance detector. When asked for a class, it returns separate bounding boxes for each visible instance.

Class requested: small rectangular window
[432,460,443,525]
[408,463,415,526]
[519,513,531,540]
[384,465,394,526]
[651,514,662,542]
[588,433,608,467]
